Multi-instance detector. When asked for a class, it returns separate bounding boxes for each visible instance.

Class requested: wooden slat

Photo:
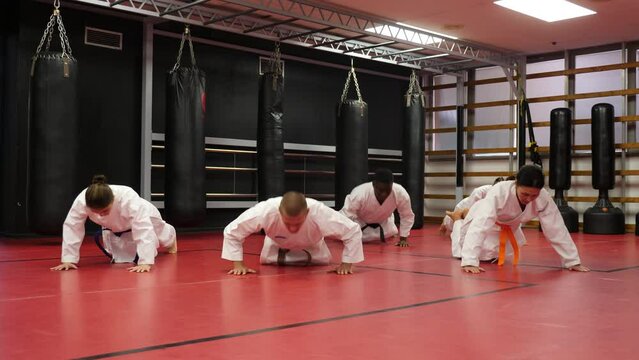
[285,170,334,175]
[424,193,639,203]
[428,89,639,112]
[206,166,256,172]
[425,149,456,156]
[464,147,516,154]
[424,62,639,91]
[424,194,456,200]
[426,171,514,178]
[426,115,639,135]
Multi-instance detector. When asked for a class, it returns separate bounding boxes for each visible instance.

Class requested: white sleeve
[395,187,415,237]
[61,193,88,263]
[130,203,160,265]
[460,196,500,267]
[221,202,269,261]
[455,186,487,211]
[317,203,364,263]
[339,191,361,222]
[536,191,581,268]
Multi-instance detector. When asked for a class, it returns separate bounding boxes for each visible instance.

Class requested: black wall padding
[28,53,79,234]
[257,72,285,201]
[165,67,206,226]
[591,103,615,190]
[549,108,572,190]
[402,94,424,228]
[335,100,368,209]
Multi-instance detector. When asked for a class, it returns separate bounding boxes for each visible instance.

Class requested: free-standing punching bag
[402,71,425,228]
[335,62,368,210]
[583,103,625,234]
[165,26,206,226]
[549,108,578,232]
[28,3,79,234]
[257,44,285,201]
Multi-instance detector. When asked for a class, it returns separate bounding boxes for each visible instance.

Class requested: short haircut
[506,175,516,181]
[373,168,394,185]
[280,191,308,217]
[493,177,505,184]
[516,165,545,189]
[85,175,114,209]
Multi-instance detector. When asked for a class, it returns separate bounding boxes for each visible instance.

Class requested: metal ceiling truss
[66,0,517,74]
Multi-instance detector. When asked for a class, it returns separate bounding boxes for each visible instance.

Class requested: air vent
[84,26,122,50]
[259,56,285,76]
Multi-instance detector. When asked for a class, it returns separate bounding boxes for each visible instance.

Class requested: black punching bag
[165,26,206,226]
[257,47,285,201]
[549,108,578,232]
[402,72,425,228]
[28,7,79,234]
[583,103,625,234]
[335,65,368,210]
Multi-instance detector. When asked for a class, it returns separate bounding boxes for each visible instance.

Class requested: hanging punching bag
[583,103,625,234]
[549,108,578,232]
[165,26,206,226]
[335,64,368,210]
[257,45,285,201]
[402,71,425,228]
[28,5,79,234]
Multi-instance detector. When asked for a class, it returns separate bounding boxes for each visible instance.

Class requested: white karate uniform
[340,182,415,242]
[445,184,526,257]
[222,197,364,265]
[61,185,176,265]
[457,181,581,268]
[442,184,492,233]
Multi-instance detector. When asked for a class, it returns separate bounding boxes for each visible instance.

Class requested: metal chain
[57,12,73,58]
[405,70,425,107]
[35,13,57,55]
[35,1,73,59]
[173,25,197,71]
[340,59,363,103]
[268,42,283,89]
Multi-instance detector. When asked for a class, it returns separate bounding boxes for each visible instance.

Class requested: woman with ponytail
[50,175,177,273]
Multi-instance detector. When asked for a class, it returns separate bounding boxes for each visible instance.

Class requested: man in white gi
[457,165,590,274]
[340,168,415,247]
[51,175,177,273]
[222,191,364,275]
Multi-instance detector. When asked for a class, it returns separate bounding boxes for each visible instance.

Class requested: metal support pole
[140,19,153,200]
[455,73,465,204]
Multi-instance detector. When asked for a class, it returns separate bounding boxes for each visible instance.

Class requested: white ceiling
[325,0,639,55]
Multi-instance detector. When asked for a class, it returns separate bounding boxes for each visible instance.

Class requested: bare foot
[167,238,178,254]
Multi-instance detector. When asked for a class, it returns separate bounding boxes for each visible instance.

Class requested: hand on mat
[438,222,448,235]
[228,261,256,275]
[128,264,151,273]
[568,264,590,272]
[50,263,77,271]
[331,262,353,275]
[395,237,409,247]
[462,265,485,274]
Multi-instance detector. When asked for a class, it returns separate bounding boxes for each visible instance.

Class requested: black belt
[277,248,312,266]
[93,228,138,264]
[362,223,385,242]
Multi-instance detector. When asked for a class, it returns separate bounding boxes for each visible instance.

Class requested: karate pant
[259,236,332,265]
[451,220,526,261]
[102,217,176,263]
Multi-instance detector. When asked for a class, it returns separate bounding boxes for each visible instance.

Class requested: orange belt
[497,224,519,266]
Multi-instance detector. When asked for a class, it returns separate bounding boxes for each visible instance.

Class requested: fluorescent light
[494,0,596,22]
